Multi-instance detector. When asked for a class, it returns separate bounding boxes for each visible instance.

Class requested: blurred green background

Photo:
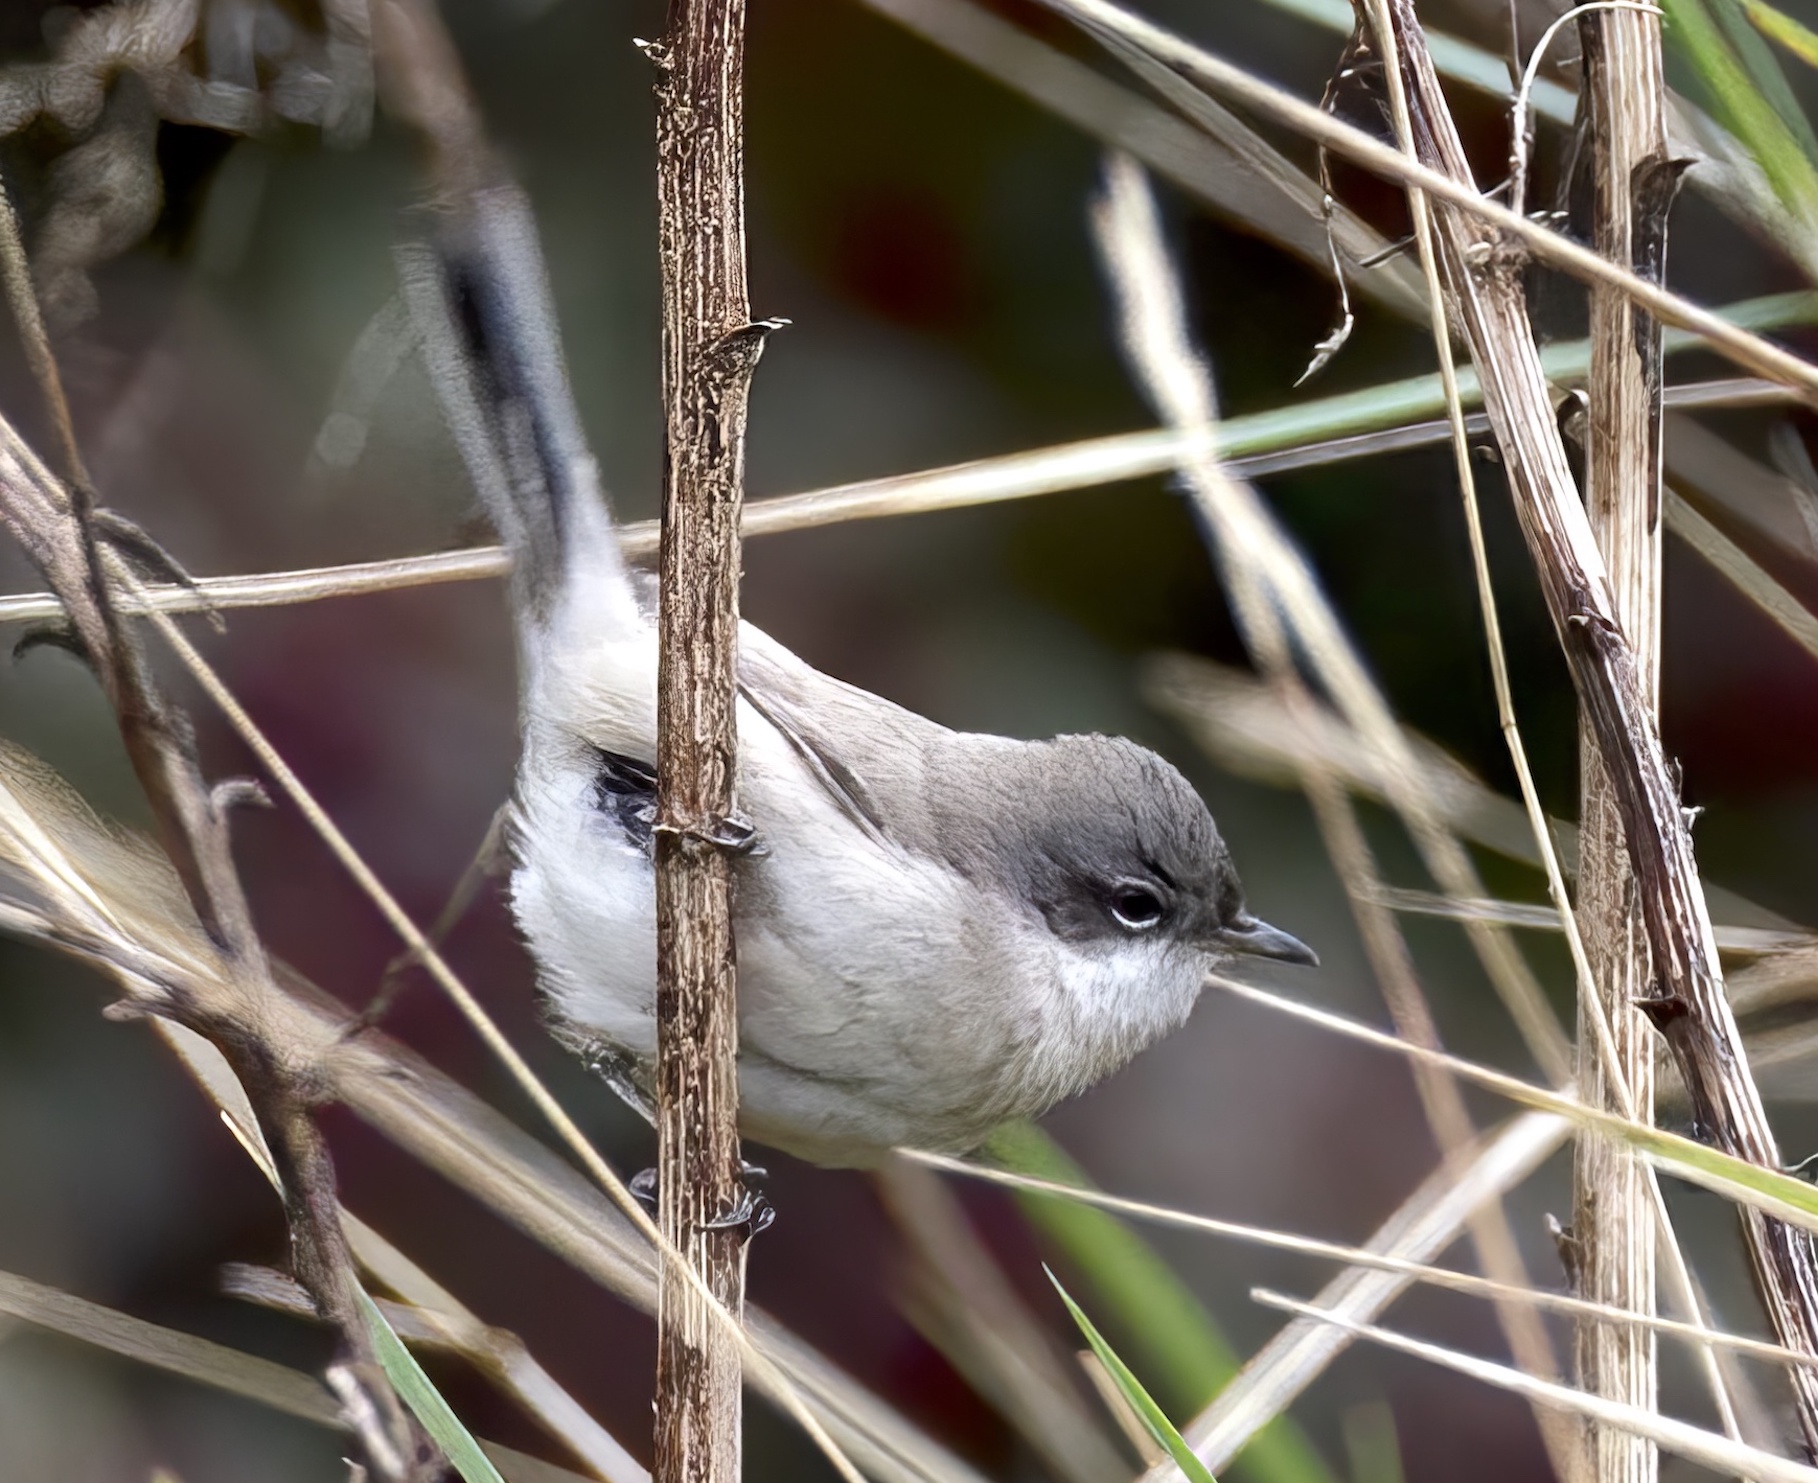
[1,0,1817,1479]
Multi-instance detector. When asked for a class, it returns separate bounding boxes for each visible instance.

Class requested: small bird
[402,186,1314,1169]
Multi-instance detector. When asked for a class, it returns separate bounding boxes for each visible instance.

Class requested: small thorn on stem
[212,777,273,814]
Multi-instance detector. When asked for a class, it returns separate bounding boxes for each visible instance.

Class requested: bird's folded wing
[736,625,953,856]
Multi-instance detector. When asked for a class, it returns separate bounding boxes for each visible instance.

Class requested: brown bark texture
[1571,8,1674,1481]
[652,1,762,1479]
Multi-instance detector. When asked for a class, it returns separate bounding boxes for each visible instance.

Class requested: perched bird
[402,186,1314,1169]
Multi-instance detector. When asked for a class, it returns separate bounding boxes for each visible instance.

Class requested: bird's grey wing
[738,677,890,849]
[736,625,955,856]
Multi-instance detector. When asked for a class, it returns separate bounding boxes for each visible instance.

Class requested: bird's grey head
[941,734,1315,968]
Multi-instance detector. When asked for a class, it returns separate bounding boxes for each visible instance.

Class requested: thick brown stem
[1379,0,1818,1455]
[652,3,761,1479]
[1572,6,1673,1478]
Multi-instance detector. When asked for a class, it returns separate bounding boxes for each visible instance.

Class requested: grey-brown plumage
[402,184,1313,1166]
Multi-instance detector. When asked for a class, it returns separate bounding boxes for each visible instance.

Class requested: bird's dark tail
[397,184,636,642]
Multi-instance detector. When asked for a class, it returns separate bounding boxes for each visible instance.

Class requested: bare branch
[651,3,763,1478]
[1571,3,1678,1471]
[0,118,438,1471]
[0,418,435,1478]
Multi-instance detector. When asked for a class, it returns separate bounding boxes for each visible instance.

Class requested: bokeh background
[1,0,1816,1479]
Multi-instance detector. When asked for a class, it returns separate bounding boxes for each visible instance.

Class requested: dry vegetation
[2,0,1818,1481]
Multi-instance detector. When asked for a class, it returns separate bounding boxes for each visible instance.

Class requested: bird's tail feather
[397,185,638,645]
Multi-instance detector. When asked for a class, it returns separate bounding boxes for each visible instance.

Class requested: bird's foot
[630,1166,660,1210]
[701,1188,776,1237]
[626,1162,774,1238]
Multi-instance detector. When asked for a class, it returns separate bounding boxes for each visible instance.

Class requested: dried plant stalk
[1375,0,1818,1453]
[0,439,433,1476]
[877,1160,1131,1483]
[0,134,434,1475]
[1093,152,1581,1481]
[1252,1290,1818,1483]
[651,2,764,1479]
[1138,1112,1568,1482]
[1572,7,1676,1479]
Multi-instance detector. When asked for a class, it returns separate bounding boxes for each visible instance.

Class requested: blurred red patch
[829,186,975,330]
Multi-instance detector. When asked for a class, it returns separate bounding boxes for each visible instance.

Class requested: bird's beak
[1213,914,1319,967]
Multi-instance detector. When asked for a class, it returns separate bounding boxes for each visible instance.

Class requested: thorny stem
[652,2,767,1479]
[331,6,866,1476]
[1376,0,1818,1455]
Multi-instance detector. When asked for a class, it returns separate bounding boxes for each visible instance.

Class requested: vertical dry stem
[1572,8,1674,1478]
[1093,155,1579,1481]
[1378,0,1818,1455]
[652,3,763,1479]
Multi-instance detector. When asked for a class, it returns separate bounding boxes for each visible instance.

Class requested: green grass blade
[1710,0,1818,157]
[1341,1403,1405,1483]
[1743,0,1818,68]
[1662,0,1818,219]
[1212,289,1818,468]
[358,1286,507,1483]
[986,1121,1335,1483]
[1047,1267,1218,1483]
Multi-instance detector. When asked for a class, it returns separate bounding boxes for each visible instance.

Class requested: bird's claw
[630,1167,660,1210]
[651,813,765,857]
[701,1189,775,1237]
[625,1165,774,1238]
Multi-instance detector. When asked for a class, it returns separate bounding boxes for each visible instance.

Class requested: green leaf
[986,1122,1334,1483]
[1341,1403,1405,1483]
[1047,1267,1218,1483]
[1212,289,1818,469]
[1662,0,1818,220]
[1743,0,1818,69]
[358,1286,507,1483]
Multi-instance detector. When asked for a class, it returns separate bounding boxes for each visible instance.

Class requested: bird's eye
[1109,885,1166,931]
